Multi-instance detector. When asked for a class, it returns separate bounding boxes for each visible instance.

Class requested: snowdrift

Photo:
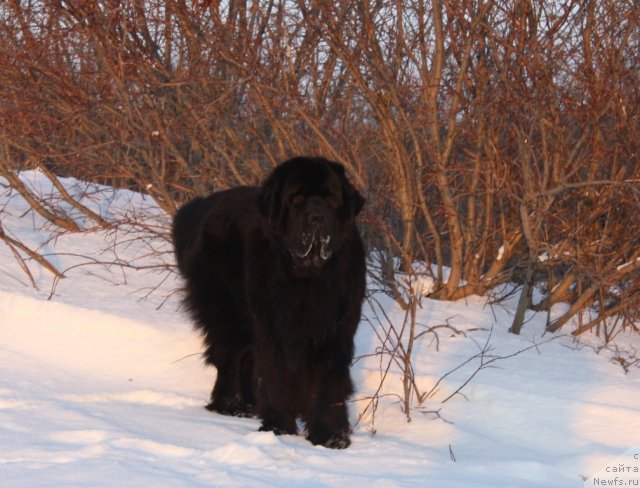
[1,171,639,487]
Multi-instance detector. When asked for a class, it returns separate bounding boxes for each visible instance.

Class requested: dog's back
[171,188,259,416]
[172,195,214,274]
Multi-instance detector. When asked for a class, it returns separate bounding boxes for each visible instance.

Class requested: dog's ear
[330,161,365,217]
[258,172,280,220]
[345,180,365,216]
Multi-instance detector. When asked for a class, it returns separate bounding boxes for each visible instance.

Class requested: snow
[1,170,640,487]
[496,245,505,262]
[617,256,640,272]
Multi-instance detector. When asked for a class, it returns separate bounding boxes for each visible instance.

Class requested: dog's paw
[323,432,351,449]
[205,400,255,418]
[258,423,296,436]
[307,430,351,449]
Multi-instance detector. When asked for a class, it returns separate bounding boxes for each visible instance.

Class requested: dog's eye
[292,194,305,205]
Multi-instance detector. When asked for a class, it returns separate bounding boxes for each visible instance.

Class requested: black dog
[172,157,366,448]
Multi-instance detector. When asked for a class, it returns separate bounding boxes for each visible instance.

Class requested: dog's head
[258,157,364,269]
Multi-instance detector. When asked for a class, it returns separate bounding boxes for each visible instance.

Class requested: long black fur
[172,157,366,449]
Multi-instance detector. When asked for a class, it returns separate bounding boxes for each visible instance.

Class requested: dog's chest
[272,278,343,339]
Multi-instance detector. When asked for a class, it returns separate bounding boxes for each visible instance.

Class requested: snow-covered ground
[1,171,639,487]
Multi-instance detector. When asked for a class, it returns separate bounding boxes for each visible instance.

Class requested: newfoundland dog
[172,156,366,449]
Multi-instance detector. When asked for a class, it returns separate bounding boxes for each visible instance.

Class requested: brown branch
[0,222,66,280]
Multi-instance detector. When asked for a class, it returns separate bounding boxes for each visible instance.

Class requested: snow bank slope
[1,171,639,487]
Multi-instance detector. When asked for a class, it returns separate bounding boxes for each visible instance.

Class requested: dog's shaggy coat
[172,157,366,448]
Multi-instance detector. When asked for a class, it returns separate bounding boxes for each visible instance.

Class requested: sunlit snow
[1,171,639,487]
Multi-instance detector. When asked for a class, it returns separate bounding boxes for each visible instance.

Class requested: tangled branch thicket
[1,1,639,347]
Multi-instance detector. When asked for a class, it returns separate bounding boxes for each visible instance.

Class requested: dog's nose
[308,210,326,225]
